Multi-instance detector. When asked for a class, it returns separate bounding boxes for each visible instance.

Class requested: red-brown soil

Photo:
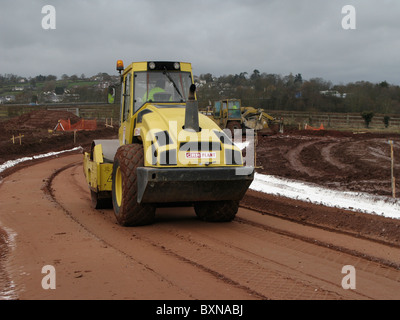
[255,127,400,196]
[0,110,118,164]
[0,110,400,301]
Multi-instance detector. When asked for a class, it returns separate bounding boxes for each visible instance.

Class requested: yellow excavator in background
[202,99,281,134]
[241,106,282,132]
[207,99,243,134]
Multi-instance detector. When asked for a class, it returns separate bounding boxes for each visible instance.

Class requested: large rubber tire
[111,144,156,226]
[194,200,239,222]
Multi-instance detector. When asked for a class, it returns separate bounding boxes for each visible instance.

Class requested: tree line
[2,70,400,116]
[0,72,114,104]
[196,70,400,115]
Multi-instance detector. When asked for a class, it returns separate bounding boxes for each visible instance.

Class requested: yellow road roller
[83,60,254,226]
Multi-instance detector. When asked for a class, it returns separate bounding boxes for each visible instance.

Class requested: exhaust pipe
[184,84,200,132]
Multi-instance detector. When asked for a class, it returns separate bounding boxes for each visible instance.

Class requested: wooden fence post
[389,140,396,198]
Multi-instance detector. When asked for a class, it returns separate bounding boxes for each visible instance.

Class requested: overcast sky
[1,0,399,85]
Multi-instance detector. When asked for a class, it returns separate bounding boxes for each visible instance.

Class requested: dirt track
[0,110,400,300]
[0,153,399,300]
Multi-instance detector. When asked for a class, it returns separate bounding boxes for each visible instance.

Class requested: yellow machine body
[83,60,254,225]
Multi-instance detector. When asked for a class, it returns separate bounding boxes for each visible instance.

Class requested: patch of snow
[0,147,82,174]
[250,173,400,219]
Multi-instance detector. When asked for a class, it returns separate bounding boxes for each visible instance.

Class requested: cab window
[214,101,221,117]
[133,71,193,111]
[228,101,241,117]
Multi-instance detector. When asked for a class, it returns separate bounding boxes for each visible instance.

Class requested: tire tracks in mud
[41,161,202,300]
[320,141,352,170]
[46,161,400,300]
[285,138,353,177]
[45,162,270,299]
[284,139,320,177]
[280,136,399,196]
[0,151,84,300]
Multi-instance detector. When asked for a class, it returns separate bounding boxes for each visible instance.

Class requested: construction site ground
[0,109,400,301]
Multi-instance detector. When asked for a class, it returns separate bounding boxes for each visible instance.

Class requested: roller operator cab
[83,60,254,226]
